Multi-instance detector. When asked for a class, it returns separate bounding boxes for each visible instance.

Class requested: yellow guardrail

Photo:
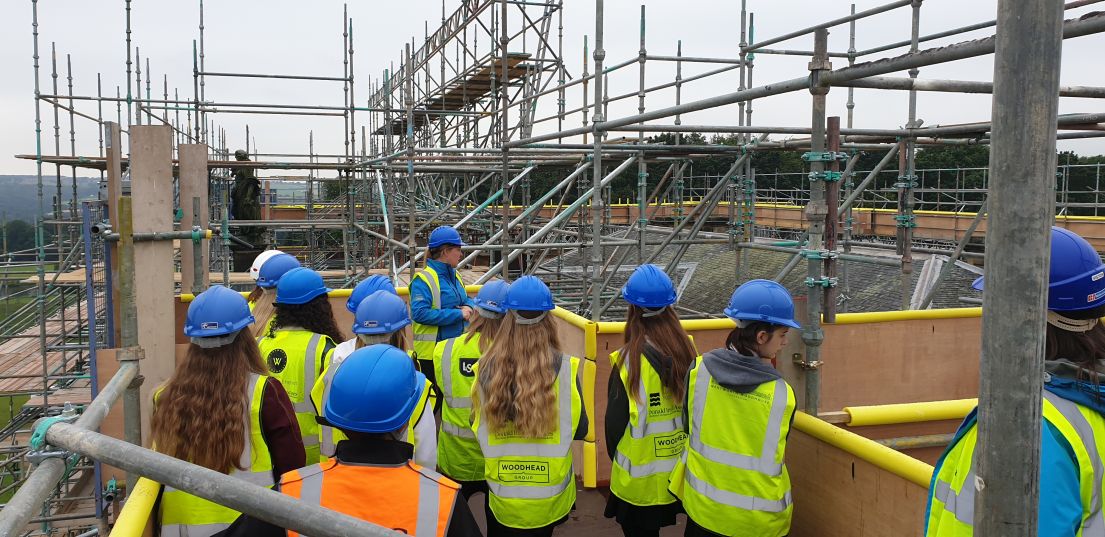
[110,477,161,536]
[793,411,934,488]
[844,399,976,427]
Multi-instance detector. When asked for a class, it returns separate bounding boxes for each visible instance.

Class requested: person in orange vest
[214,344,482,537]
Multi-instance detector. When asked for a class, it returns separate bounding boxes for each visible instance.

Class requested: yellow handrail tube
[110,477,161,537]
[844,399,977,427]
[792,411,934,488]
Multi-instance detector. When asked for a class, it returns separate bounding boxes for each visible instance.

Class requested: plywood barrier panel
[843,419,961,466]
[818,317,981,411]
[787,429,927,537]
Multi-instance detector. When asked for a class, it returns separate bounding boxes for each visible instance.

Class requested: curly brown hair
[473,311,562,437]
[269,294,346,343]
[151,331,266,473]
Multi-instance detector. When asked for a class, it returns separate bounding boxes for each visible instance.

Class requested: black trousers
[483,501,568,537]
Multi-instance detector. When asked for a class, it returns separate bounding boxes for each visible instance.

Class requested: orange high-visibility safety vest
[280,458,460,537]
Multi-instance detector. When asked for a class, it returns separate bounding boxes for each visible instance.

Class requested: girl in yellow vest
[605,265,698,537]
[669,279,799,537]
[434,279,509,498]
[312,289,437,468]
[258,267,344,464]
[926,227,1105,536]
[472,275,588,537]
[153,285,305,537]
[247,252,299,338]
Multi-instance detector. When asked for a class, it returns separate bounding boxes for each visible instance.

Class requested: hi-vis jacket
[410,259,474,361]
[669,349,796,537]
[472,352,589,529]
[433,332,486,482]
[158,374,275,537]
[258,328,335,464]
[926,366,1105,537]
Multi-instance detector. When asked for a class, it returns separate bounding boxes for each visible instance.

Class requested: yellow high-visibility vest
[159,373,275,537]
[434,332,485,482]
[670,356,795,537]
[473,353,582,529]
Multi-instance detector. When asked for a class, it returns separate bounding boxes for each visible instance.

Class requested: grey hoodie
[701,348,782,393]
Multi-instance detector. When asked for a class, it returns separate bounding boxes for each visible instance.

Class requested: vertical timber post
[975,0,1064,534]
[179,144,209,293]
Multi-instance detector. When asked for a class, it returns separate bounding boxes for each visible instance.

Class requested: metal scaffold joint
[26,403,80,464]
[802,249,837,260]
[801,151,848,163]
[804,276,838,288]
[893,214,917,228]
[893,174,919,188]
[808,170,843,182]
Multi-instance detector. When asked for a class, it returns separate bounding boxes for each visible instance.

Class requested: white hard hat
[250,250,286,281]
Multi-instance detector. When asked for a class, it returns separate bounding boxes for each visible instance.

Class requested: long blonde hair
[151,331,266,474]
[249,288,275,338]
[473,312,561,437]
[467,312,504,352]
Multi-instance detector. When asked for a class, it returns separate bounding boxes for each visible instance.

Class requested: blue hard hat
[622,264,678,309]
[275,267,331,305]
[346,275,398,313]
[724,279,801,329]
[184,285,255,338]
[973,226,1105,312]
[505,275,555,311]
[323,344,426,434]
[256,253,301,289]
[474,279,510,314]
[353,290,412,335]
[427,226,466,248]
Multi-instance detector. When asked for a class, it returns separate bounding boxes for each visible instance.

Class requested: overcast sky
[1,0,1102,178]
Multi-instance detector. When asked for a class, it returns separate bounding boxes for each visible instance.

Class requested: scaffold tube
[844,399,977,427]
[792,411,934,488]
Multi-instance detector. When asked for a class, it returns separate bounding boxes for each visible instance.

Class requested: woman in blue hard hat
[433,279,510,498]
[411,225,477,381]
[926,226,1105,536]
[218,344,482,537]
[312,289,438,468]
[669,279,798,537]
[258,267,343,465]
[153,285,305,537]
[472,275,588,537]
[247,252,300,338]
[605,265,699,537]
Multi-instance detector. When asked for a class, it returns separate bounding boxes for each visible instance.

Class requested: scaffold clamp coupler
[804,276,837,288]
[802,249,837,260]
[893,214,917,228]
[893,175,919,188]
[27,403,80,462]
[808,171,843,182]
[801,151,848,163]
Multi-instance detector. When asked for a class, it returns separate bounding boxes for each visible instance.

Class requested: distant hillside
[0,176,100,221]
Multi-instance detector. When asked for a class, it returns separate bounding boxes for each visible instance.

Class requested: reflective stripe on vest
[678,359,794,535]
[1046,390,1105,535]
[440,338,472,409]
[284,460,456,537]
[412,269,444,359]
[477,355,573,460]
[689,372,787,477]
[474,353,581,529]
[160,374,275,537]
[608,349,687,508]
[926,391,1105,537]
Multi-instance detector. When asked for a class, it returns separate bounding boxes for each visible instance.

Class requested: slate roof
[538,227,984,321]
